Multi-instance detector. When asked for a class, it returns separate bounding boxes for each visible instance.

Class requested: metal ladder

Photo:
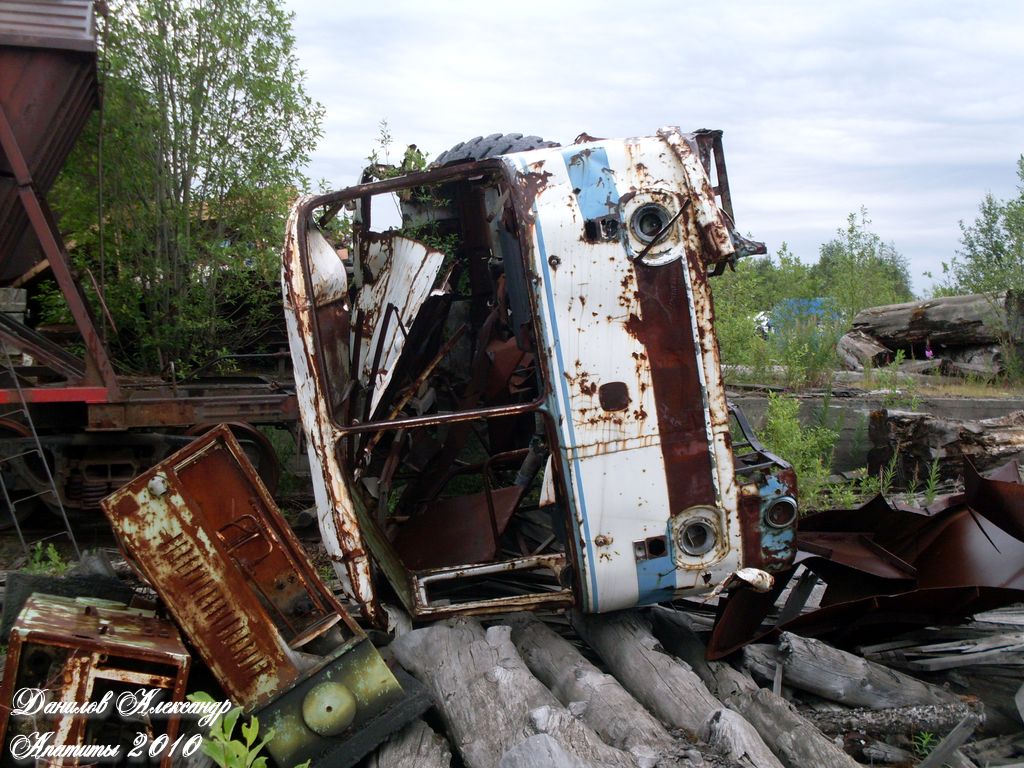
[0,348,79,560]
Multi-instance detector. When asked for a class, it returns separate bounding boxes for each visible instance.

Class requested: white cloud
[284,0,1024,293]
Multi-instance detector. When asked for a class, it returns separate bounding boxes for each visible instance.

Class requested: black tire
[433,133,560,166]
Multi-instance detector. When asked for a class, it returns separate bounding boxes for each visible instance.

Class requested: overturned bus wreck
[283,128,797,625]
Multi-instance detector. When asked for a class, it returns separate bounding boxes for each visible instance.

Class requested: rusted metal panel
[102,425,352,708]
[506,130,756,611]
[0,593,190,768]
[284,204,384,625]
[101,425,426,767]
[0,8,97,283]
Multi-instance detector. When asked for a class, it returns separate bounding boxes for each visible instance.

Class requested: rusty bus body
[283,128,797,625]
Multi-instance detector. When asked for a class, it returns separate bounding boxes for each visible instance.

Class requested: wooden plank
[917,715,980,768]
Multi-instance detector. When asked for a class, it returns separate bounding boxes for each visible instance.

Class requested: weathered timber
[366,720,452,768]
[837,330,892,371]
[860,740,915,764]
[868,408,1024,481]
[508,615,684,766]
[743,632,958,708]
[498,734,603,768]
[946,344,1004,375]
[918,715,981,768]
[390,618,633,768]
[851,291,1024,348]
[571,611,720,738]
[897,358,952,376]
[801,699,983,738]
[727,686,862,768]
[651,608,860,768]
[700,709,784,768]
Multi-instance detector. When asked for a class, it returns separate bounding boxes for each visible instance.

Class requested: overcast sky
[284,0,1023,295]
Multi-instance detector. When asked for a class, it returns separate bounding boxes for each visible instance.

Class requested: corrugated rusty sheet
[102,425,356,709]
[0,0,97,283]
[102,425,428,768]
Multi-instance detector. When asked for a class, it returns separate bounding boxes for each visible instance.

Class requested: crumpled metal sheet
[707,459,1024,659]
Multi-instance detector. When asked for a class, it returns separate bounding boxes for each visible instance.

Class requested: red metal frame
[0,100,120,397]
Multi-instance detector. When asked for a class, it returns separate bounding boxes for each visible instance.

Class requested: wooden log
[860,740,915,764]
[571,611,721,738]
[851,291,1024,347]
[700,709,784,768]
[508,615,684,766]
[366,720,452,768]
[730,687,864,768]
[868,408,1024,482]
[651,607,864,768]
[800,699,983,738]
[498,734,604,768]
[946,344,1003,375]
[389,618,633,768]
[837,330,892,371]
[896,358,952,376]
[743,633,958,709]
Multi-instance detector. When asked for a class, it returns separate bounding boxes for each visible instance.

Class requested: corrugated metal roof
[0,0,96,52]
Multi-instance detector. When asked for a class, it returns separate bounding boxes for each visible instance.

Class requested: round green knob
[301,682,357,736]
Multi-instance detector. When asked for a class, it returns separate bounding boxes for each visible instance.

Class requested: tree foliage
[51,0,323,373]
[938,156,1024,295]
[711,208,914,383]
[814,208,913,319]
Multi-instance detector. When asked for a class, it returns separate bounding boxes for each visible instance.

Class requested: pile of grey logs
[867,408,1024,482]
[837,291,1024,380]
[362,605,1024,768]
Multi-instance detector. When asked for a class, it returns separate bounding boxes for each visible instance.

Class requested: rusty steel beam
[0,101,119,395]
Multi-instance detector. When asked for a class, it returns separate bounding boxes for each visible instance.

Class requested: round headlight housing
[631,203,672,243]
[765,497,798,528]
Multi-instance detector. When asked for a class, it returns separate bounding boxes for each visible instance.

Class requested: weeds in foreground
[923,458,942,505]
[23,542,69,576]
[879,449,900,497]
[189,692,310,768]
[870,350,922,410]
[757,393,838,511]
[913,730,938,759]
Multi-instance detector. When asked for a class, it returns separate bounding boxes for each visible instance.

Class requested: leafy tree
[811,208,913,320]
[711,210,912,384]
[938,156,1024,295]
[51,0,323,373]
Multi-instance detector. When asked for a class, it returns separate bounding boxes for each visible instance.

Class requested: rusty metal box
[0,593,190,767]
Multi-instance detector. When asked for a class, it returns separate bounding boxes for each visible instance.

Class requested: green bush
[758,393,838,511]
